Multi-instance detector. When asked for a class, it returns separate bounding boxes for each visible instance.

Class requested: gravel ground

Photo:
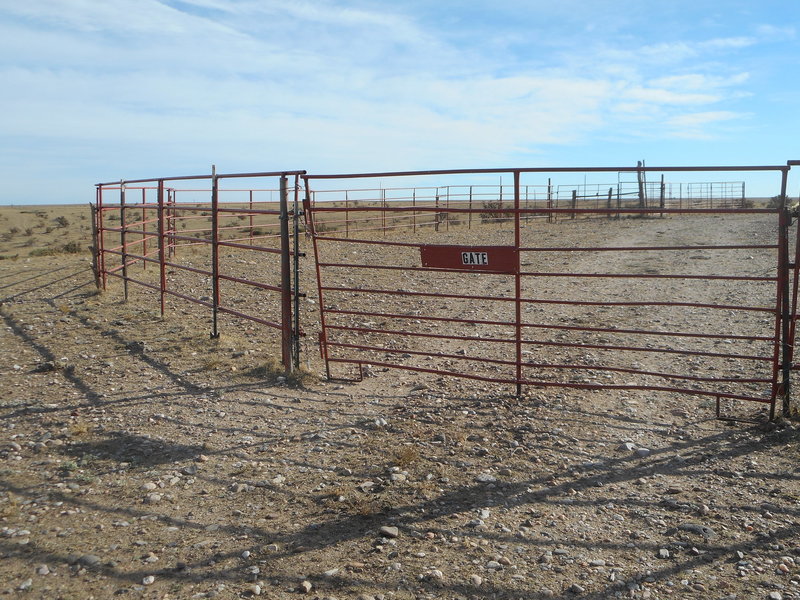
[1,212,799,600]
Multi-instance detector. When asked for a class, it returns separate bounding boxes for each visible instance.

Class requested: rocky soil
[1,210,799,600]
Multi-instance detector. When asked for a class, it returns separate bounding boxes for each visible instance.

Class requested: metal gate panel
[304,165,796,418]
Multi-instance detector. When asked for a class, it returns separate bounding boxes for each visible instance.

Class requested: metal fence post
[157,179,167,317]
[211,166,220,339]
[779,168,791,419]
[120,181,129,301]
[446,186,450,231]
[249,189,254,245]
[468,186,472,229]
[141,188,148,270]
[89,201,101,289]
[279,174,293,372]
[97,186,108,289]
[412,189,417,233]
[292,174,303,370]
[514,171,522,397]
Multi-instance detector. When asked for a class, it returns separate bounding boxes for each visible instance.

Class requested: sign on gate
[420,245,519,273]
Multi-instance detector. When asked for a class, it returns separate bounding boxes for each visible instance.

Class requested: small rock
[379,526,399,539]
[568,583,585,593]
[769,592,783,600]
[658,548,670,559]
[678,523,716,538]
[18,579,32,591]
[35,564,50,575]
[299,580,313,594]
[426,569,443,580]
[144,493,162,504]
[78,554,101,567]
[245,583,261,596]
[471,574,482,586]
[486,560,502,570]
[589,559,606,567]
[241,550,251,559]
[475,472,497,484]
[636,447,651,458]
[142,575,155,585]
[141,482,157,491]
[618,442,636,451]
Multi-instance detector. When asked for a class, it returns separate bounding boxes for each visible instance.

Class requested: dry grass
[392,445,420,468]
[67,419,90,438]
[0,205,93,259]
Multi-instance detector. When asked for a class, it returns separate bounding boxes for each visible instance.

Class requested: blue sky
[1,0,799,204]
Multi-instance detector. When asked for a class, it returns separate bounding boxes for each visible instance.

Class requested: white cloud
[664,111,744,139]
[755,24,796,40]
[649,72,750,91]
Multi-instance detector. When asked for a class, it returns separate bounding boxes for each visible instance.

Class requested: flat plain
[1,204,799,600]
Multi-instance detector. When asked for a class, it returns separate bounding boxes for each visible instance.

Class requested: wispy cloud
[664,111,744,139]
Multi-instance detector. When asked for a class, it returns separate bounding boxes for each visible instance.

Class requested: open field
[1,205,799,600]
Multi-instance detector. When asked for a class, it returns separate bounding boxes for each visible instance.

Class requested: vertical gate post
[157,179,167,317]
[98,186,107,289]
[303,176,333,380]
[141,188,147,270]
[637,160,646,211]
[279,174,293,373]
[779,168,791,418]
[90,200,101,289]
[514,171,523,397]
[120,181,129,301]
[292,175,303,370]
[211,166,220,339]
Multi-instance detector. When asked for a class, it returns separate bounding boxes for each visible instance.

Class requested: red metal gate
[304,165,797,419]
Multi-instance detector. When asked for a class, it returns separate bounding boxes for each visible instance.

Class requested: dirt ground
[1,205,799,600]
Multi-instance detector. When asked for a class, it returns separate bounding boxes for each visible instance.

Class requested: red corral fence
[95,162,800,420]
[94,170,306,370]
